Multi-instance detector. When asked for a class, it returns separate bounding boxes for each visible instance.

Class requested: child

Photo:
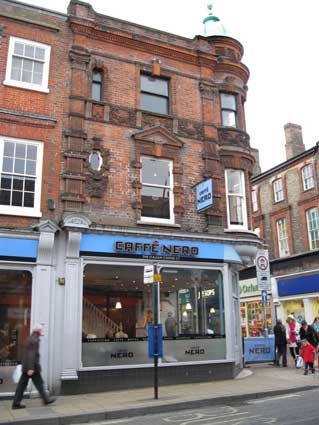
[299,339,316,375]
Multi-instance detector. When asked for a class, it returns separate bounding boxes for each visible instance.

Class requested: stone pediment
[133,126,184,148]
[32,219,61,233]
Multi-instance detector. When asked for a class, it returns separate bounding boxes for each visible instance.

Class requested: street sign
[144,265,154,284]
[148,324,163,358]
[256,249,271,291]
[261,290,267,303]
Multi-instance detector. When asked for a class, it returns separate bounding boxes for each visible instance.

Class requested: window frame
[306,207,319,250]
[220,92,237,128]
[4,37,51,93]
[276,217,290,257]
[273,178,284,203]
[91,69,103,102]
[301,164,315,191]
[0,136,43,217]
[252,189,258,212]
[140,156,174,224]
[225,169,248,230]
[140,73,169,115]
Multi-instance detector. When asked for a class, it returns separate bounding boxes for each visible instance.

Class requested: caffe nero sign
[115,240,199,259]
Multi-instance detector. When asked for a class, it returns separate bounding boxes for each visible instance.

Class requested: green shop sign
[240,282,259,295]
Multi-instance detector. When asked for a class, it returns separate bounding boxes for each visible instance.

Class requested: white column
[303,298,312,324]
[61,231,82,381]
[223,263,234,361]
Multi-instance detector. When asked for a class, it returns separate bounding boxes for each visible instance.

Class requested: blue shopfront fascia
[0,237,38,260]
[278,273,319,296]
[80,234,242,263]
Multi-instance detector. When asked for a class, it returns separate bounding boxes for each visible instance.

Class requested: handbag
[296,355,304,369]
[12,364,22,383]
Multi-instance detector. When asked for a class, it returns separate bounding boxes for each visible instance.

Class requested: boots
[304,369,308,375]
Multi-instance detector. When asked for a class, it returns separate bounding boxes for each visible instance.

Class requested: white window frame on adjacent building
[225,169,248,230]
[252,189,258,212]
[4,37,51,93]
[140,156,174,224]
[0,136,43,217]
[273,178,284,202]
[276,218,289,257]
[306,207,319,250]
[301,164,315,191]
[220,93,237,128]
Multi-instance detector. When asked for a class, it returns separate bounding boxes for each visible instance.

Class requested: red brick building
[0,0,260,395]
[0,0,68,394]
[240,123,319,338]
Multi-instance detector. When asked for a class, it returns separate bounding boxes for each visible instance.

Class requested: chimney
[251,147,262,175]
[284,123,305,160]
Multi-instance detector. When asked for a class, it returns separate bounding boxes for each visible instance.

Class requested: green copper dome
[203,3,227,36]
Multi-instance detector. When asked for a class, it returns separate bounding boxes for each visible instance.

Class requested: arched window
[91,69,103,101]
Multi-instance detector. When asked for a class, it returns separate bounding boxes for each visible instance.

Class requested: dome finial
[203,1,227,36]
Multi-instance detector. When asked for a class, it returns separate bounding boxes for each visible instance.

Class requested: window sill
[3,80,50,94]
[137,220,181,228]
[0,207,42,218]
[224,228,256,236]
[138,109,171,118]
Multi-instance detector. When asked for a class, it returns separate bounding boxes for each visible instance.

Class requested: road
[74,389,319,424]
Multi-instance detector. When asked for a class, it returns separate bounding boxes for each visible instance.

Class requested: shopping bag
[12,364,22,383]
[296,355,304,369]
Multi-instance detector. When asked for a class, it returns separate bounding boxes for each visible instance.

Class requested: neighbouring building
[240,123,319,336]
[0,0,261,395]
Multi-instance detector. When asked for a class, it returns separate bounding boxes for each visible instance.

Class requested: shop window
[240,301,272,337]
[0,136,43,217]
[82,264,225,367]
[4,37,51,93]
[91,69,103,101]
[0,270,32,392]
[306,207,319,250]
[277,217,289,257]
[225,169,247,229]
[140,74,169,115]
[140,156,174,224]
[301,164,314,191]
[220,93,237,128]
[252,189,258,212]
[273,178,284,203]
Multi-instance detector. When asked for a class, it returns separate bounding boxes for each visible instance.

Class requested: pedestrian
[12,324,56,409]
[299,320,318,348]
[312,317,319,339]
[286,314,300,362]
[299,339,316,375]
[273,319,287,367]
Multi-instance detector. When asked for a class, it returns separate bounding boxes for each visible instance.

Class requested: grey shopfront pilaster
[61,215,91,382]
[33,220,60,387]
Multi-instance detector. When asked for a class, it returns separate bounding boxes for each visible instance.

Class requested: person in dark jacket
[12,324,55,409]
[299,320,318,349]
[273,319,287,367]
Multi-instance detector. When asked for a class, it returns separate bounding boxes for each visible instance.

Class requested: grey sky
[16,0,319,171]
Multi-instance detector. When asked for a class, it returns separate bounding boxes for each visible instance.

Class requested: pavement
[0,362,318,425]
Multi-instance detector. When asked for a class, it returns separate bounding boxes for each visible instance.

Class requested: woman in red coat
[300,339,316,375]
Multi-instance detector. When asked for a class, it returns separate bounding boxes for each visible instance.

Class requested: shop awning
[80,234,242,263]
[278,273,319,296]
[0,237,38,261]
